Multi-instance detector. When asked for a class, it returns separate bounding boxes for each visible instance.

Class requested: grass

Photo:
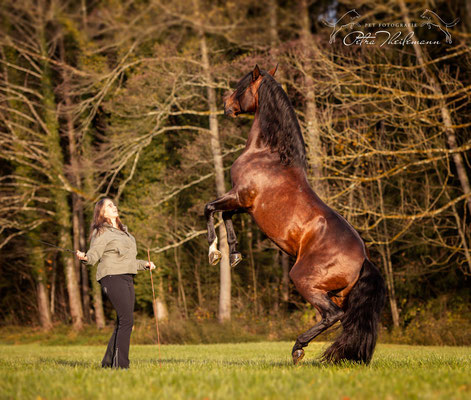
[0,342,470,399]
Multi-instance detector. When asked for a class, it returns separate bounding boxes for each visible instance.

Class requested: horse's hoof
[230,252,242,268]
[292,349,305,365]
[209,250,222,265]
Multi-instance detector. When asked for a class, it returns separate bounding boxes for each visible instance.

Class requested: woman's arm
[76,230,109,266]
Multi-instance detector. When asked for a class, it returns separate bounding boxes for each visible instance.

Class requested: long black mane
[235,71,306,168]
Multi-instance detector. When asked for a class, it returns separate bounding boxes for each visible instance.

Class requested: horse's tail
[321,18,335,27]
[446,18,459,27]
[322,258,386,364]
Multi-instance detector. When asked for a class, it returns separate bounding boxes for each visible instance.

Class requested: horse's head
[421,9,431,19]
[224,64,277,118]
[349,9,360,20]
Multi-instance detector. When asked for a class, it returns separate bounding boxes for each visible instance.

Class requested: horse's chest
[229,158,244,184]
[230,152,277,185]
[230,156,257,185]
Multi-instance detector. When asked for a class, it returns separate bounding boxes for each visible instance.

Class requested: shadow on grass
[34,356,405,370]
[37,358,99,368]
[141,357,327,369]
[40,357,459,370]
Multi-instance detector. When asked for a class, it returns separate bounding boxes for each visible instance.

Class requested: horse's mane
[235,71,307,168]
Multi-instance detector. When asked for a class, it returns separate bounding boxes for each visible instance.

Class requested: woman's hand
[145,261,156,270]
[76,250,88,262]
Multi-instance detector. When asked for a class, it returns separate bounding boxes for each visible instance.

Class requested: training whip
[148,248,162,367]
[29,238,75,253]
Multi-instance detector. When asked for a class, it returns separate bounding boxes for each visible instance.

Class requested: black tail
[322,259,386,364]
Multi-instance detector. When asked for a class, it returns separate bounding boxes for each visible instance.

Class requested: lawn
[0,342,470,399]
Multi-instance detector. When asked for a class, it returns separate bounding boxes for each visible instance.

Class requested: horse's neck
[246,110,265,150]
[245,111,309,181]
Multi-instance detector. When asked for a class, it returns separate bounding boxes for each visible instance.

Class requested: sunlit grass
[1,342,470,399]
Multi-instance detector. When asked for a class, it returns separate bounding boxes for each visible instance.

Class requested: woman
[76,198,155,369]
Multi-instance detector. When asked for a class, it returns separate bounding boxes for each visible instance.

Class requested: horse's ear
[252,65,261,81]
[268,64,278,77]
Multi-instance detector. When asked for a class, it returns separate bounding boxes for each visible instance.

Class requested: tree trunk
[195,0,231,322]
[59,224,84,329]
[247,223,258,315]
[82,135,106,328]
[90,264,105,328]
[398,0,471,217]
[155,274,169,321]
[300,0,324,197]
[376,125,400,327]
[379,247,400,327]
[58,36,91,323]
[71,196,91,322]
[195,260,204,308]
[268,0,279,48]
[39,25,83,329]
[31,242,53,330]
[36,275,53,330]
[174,247,188,319]
[50,259,56,316]
[79,222,91,321]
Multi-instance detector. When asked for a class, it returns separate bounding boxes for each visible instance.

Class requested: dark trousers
[100,274,135,369]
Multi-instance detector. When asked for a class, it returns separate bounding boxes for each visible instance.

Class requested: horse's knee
[204,203,215,219]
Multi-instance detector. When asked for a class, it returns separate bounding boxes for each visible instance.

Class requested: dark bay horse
[204,65,385,364]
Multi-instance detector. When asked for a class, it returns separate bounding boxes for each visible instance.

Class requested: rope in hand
[148,248,162,368]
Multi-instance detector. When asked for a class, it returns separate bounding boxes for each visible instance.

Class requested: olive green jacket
[85,223,148,281]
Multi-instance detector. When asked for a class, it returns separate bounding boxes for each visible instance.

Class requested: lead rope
[29,238,75,253]
[148,248,162,368]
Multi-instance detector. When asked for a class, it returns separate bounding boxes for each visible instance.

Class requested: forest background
[1,0,470,346]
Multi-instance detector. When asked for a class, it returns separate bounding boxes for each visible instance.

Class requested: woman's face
[102,199,119,220]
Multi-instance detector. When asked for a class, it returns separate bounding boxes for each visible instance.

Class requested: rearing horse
[204,65,385,364]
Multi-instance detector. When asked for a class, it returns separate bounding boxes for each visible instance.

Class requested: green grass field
[1,342,470,399]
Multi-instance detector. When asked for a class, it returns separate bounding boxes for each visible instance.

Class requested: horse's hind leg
[291,291,343,364]
[222,211,243,267]
[289,263,344,364]
[204,190,240,265]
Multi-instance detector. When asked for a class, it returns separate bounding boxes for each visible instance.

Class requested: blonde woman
[76,198,155,369]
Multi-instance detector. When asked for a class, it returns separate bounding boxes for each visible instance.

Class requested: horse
[204,65,386,364]
[321,9,361,43]
[420,9,459,44]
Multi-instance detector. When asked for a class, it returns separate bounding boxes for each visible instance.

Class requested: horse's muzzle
[224,108,237,117]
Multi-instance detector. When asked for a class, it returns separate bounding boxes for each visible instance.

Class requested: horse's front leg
[204,190,241,265]
[222,210,244,267]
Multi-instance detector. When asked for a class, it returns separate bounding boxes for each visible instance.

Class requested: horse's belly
[248,194,366,262]
[248,197,308,256]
